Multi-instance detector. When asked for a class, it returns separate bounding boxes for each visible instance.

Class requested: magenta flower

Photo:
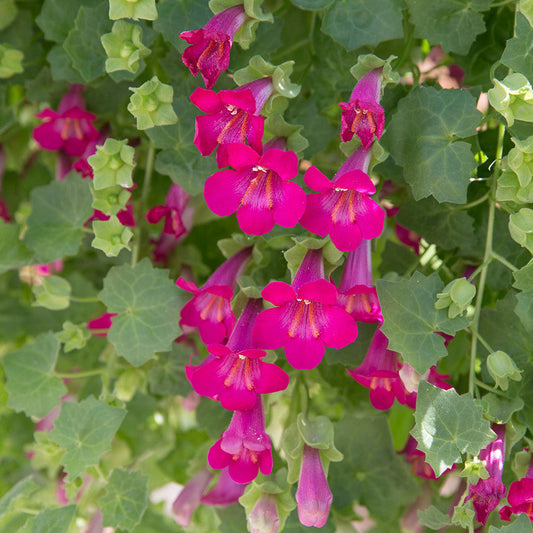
[0,199,9,222]
[200,467,246,506]
[299,147,385,252]
[249,494,280,533]
[191,77,272,166]
[253,249,358,370]
[208,398,273,484]
[90,205,136,227]
[467,424,507,525]
[87,312,117,337]
[33,84,99,157]
[146,183,194,241]
[339,68,384,149]
[347,328,406,410]
[204,143,306,235]
[72,129,108,178]
[177,247,252,344]
[401,435,440,480]
[337,238,382,323]
[400,363,452,409]
[172,467,213,527]
[181,5,247,89]
[296,445,332,528]
[500,472,533,522]
[395,223,421,255]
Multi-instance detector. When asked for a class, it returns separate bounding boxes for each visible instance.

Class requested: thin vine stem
[468,327,494,354]
[491,251,518,272]
[452,192,489,211]
[55,368,105,379]
[70,296,100,303]
[468,123,505,396]
[474,378,508,398]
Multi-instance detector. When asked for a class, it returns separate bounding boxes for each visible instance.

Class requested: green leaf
[291,0,333,9]
[514,260,533,291]
[22,505,76,533]
[46,45,85,83]
[0,476,39,522]
[49,396,126,480]
[483,393,524,424]
[328,414,419,521]
[406,0,490,54]
[383,86,482,204]
[0,0,17,31]
[36,0,100,42]
[147,343,193,397]
[2,333,66,418]
[0,220,32,274]
[396,196,477,254]
[417,505,452,530]
[32,276,71,311]
[23,175,93,263]
[321,0,404,51]
[411,382,495,476]
[502,13,533,85]
[515,291,533,331]
[101,469,148,530]
[377,272,469,374]
[63,2,112,83]
[109,0,157,20]
[99,259,182,366]
[488,514,533,532]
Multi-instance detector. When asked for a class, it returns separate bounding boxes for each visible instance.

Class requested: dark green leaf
[0,221,32,274]
[2,333,66,418]
[23,505,76,533]
[412,382,495,476]
[483,393,524,424]
[291,0,333,9]
[329,414,419,521]
[49,396,126,480]
[148,343,192,397]
[417,505,452,530]
[515,291,533,332]
[377,240,418,277]
[101,469,148,530]
[383,86,482,204]
[514,261,533,291]
[488,514,533,532]
[46,46,85,83]
[502,13,533,85]
[406,0,490,54]
[321,0,404,51]
[377,272,469,374]
[99,259,182,367]
[23,175,93,263]
[196,399,232,440]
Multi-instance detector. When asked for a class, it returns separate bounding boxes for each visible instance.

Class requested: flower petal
[261,281,296,306]
[259,149,299,180]
[252,307,288,350]
[204,169,246,216]
[285,337,324,370]
[320,307,358,348]
[304,167,332,193]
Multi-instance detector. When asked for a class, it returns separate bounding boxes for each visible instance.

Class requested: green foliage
[502,13,533,85]
[0,44,23,78]
[412,382,495,476]
[417,505,451,530]
[22,505,76,533]
[383,86,482,204]
[109,0,158,21]
[92,215,133,257]
[89,138,136,190]
[49,396,126,480]
[101,469,148,530]
[0,221,32,274]
[98,259,182,366]
[2,333,67,418]
[31,276,71,310]
[488,514,533,532]
[55,321,91,353]
[23,176,93,263]
[377,272,469,374]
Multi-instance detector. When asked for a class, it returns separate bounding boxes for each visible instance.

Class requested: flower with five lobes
[253,249,358,370]
[186,298,289,411]
[190,77,273,166]
[208,397,273,484]
[177,246,252,344]
[299,147,385,252]
[500,455,533,522]
[204,142,306,235]
[181,5,248,89]
[339,67,384,149]
[33,84,99,158]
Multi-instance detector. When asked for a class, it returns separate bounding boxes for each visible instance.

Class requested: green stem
[70,296,100,303]
[474,378,507,397]
[491,251,518,272]
[468,123,505,396]
[81,226,94,234]
[55,368,105,379]
[468,327,494,354]
[452,192,489,211]
[395,22,415,70]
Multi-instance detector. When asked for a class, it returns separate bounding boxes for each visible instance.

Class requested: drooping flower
[339,68,384,149]
[295,444,332,528]
[87,312,117,337]
[253,249,358,370]
[19,259,63,286]
[177,247,252,344]
[299,147,385,252]
[204,143,306,235]
[467,424,507,525]
[399,362,452,409]
[347,328,406,410]
[200,467,246,506]
[208,397,273,484]
[248,493,280,533]
[337,238,382,323]
[186,298,289,410]
[181,5,248,89]
[172,467,214,527]
[33,84,99,157]
[73,129,108,178]
[401,435,439,480]
[191,77,272,166]
[500,457,533,522]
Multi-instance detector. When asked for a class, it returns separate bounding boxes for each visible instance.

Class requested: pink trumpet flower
[500,455,533,522]
[204,142,306,235]
[186,298,289,411]
[253,249,358,370]
[339,68,384,149]
[208,397,272,484]
[33,84,99,157]
[172,468,214,527]
[191,77,273,166]
[181,5,247,89]
[177,247,252,344]
[299,147,385,252]
[200,467,246,506]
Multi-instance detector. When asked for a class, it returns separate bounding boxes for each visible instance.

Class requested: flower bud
[435,278,476,318]
[487,350,522,391]
[88,138,135,190]
[92,215,133,257]
[509,208,533,253]
[109,0,158,21]
[249,494,280,533]
[56,321,90,353]
[488,73,533,126]
[92,185,131,216]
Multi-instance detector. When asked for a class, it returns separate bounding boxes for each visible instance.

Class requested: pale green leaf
[49,396,126,480]
[22,506,75,533]
[98,259,182,366]
[376,272,469,374]
[2,333,66,418]
[502,13,533,85]
[513,261,533,291]
[417,506,452,530]
[0,220,33,274]
[383,86,482,204]
[488,514,533,532]
[412,382,495,476]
